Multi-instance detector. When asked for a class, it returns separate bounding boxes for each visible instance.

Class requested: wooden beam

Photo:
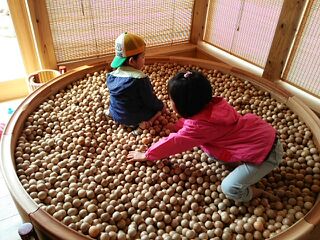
[282,0,314,80]
[7,0,40,74]
[190,0,209,44]
[262,0,307,81]
[27,0,57,70]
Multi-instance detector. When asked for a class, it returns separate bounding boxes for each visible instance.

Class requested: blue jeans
[220,139,283,202]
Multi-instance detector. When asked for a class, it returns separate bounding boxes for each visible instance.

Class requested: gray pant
[221,139,283,202]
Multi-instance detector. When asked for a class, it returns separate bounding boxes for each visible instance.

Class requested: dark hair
[122,53,141,66]
[168,70,212,118]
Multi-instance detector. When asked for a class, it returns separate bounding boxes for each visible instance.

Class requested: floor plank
[0,179,10,198]
[0,194,19,221]
[0,214,22,240]
[0,98,25,239]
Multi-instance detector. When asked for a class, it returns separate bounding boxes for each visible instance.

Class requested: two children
[127,70,283,202]
[107,32,164,129]
[107,33,283,202]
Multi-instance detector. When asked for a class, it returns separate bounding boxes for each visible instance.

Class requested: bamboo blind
[282,0,320,97]
[45,0,194,64]
[204,0,283,68]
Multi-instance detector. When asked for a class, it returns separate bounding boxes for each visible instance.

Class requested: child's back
[106,33,164,128]
[107,66,163,127]
[143,96,276,164]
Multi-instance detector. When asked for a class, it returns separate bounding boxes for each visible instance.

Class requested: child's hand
[127,151,147,163]
[139,121,151,129]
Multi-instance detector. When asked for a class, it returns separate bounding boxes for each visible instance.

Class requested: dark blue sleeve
[137,77,164,111]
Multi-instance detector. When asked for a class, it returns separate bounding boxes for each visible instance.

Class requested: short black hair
[168,70,212,118]
[122,53,140,66]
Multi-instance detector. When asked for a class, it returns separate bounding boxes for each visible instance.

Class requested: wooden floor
[0,98,24,239]
[0,173,22,239]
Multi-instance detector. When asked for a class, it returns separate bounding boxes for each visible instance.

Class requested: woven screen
[45,0,194,64]
[204,0,283,68]
[282,1,320,97]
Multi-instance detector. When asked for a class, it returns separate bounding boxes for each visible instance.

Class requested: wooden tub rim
[1,57,319,239]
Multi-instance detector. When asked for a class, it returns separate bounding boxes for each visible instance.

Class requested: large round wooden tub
[1,57,320,240]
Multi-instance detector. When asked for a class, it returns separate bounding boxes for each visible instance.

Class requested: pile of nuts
[14,63,320,239]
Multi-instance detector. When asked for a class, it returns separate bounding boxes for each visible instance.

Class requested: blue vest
[106,66,163,126]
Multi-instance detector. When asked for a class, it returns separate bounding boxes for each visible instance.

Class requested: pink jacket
[145,97,276,164]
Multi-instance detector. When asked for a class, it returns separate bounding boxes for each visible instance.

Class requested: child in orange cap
[106,32,164,129]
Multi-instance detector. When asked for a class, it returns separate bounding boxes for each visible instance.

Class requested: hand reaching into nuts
[139,107,166,130]
[127,151,147,163]
[138,121,152,130]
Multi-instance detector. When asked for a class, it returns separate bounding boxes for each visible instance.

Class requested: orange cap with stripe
[111,32,146,68]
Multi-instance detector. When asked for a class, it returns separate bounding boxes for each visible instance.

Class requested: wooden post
[7,0,40,74]
[27,0,57,70]
[262,0,308,81]
[190,0,209,44]
[282,0,314,81]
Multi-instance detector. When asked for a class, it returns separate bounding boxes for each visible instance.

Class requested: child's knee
[221,179,251,202]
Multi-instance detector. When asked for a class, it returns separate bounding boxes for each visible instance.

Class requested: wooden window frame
[5,0,319,114]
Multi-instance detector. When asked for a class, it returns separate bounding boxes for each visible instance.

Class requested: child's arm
[139,109,162,129]
[138,77,164,111]
[139,105,167,129]
[127,127,206,162]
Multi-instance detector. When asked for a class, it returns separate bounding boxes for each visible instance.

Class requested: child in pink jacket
[127,70,283,202]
